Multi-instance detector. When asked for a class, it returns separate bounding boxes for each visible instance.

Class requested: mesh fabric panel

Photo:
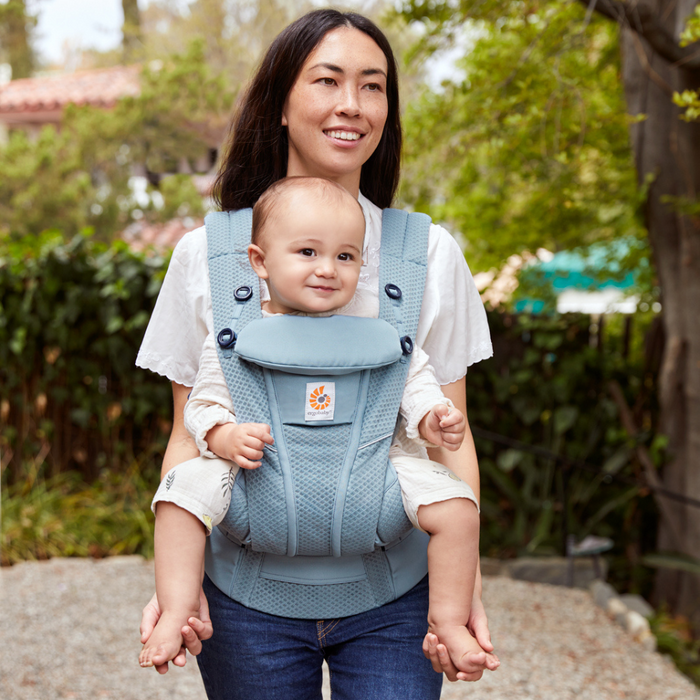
[283,423,351,556]
[250,578,376,619]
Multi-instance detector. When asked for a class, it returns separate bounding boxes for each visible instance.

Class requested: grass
[650,610,700,688]
[1,464,158,566]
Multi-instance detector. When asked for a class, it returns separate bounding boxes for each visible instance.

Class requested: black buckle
[384,283,402,300]
[234,285,253,301]
[400,336,414,355]
[217,328,237,349]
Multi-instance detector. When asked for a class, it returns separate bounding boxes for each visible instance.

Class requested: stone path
[2,556,698,700]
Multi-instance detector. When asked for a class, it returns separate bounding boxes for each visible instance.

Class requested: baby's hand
[206,422,274,468]
[418,405,465,451]
[229,423,274,469]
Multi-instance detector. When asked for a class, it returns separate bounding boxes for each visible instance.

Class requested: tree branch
[608,380,685,551]
[580,0,700,70]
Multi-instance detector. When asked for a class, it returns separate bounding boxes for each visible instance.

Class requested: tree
[0,0,36,79]
[0,41,235,239]
[582,0,700,632]
[398,0,700,629]
[122,0,142,63]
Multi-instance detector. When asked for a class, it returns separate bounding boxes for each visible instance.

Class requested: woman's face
[281,27,389,196]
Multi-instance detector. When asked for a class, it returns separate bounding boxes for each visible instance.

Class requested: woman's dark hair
[212,9,401,211]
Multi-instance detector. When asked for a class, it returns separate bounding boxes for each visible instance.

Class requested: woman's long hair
[212,9,401,211]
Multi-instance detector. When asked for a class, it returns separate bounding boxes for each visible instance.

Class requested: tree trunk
[618,2,700,630]
[122,0,141,63]
[0,0,34,79]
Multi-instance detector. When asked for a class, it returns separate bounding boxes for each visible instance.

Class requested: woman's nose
[336,86,361,117]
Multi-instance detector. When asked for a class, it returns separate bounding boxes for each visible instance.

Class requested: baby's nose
[315,259,337,276]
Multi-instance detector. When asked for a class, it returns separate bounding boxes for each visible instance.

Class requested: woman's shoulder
[171,224,208,266]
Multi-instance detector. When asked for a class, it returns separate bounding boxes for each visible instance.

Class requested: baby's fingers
[439,410,464,429]
[247,423,275,444]
[235,454,262,469]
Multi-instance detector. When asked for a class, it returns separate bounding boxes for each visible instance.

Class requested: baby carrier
[204,207,432,618]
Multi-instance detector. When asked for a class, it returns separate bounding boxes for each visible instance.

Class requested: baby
[139,177,499,675]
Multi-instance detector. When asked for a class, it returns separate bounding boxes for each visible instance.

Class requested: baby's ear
[248,244,268,279]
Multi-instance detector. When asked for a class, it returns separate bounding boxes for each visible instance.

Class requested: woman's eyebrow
[308,62,387,79]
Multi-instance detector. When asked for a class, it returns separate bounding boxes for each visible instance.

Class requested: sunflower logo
[309,385,332,410]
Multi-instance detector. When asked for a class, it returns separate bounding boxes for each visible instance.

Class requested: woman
[138,9,494,698]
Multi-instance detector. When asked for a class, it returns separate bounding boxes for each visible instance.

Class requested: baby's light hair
[251,177,365,247]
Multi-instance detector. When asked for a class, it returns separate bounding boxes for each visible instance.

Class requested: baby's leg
[390,456,499,674]
[140,456,238,668]
[418,498,498,674]
[139,503,206,668]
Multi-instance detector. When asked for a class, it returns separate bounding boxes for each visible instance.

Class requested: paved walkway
[2,556,698,700]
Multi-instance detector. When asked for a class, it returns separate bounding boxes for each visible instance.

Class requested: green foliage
[468,310,659,593]
[396,0,644,272]
[673,89,700,122]
[673,6,700,121]
[0,230,172,482]
[680,5,700,46]
[649,609,700,688]
[1,466,158,565]
[0,40,233,239]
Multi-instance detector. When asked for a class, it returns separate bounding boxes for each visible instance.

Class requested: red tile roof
[0,65,140,114]
[121,216,205,252]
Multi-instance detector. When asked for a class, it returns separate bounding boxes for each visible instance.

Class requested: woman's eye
[320,77,336,86]
[299,248,315,257]
[365,83,382,92]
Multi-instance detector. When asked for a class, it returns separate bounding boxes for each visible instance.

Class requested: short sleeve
[135,226,213,387]
[416,224,492,386]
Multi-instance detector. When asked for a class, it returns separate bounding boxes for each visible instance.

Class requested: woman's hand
[422,588,496,682]
[140,588,213,674]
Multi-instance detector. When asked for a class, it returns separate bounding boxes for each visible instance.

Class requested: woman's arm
[161,382,200,479]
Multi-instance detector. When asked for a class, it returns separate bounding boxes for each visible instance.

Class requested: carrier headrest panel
[234,315,403,375]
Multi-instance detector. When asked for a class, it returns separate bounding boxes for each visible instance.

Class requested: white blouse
[136,193,493,388]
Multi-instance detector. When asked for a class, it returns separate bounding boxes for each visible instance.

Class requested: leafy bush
[467,311,660,593]
[1,464,158,565]
[0,230,172,483]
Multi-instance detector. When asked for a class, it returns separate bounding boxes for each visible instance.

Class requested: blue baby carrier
[204,207,432,618]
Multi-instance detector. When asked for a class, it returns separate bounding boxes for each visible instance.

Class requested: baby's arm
[401,346,466,451]
[184,332,273,468]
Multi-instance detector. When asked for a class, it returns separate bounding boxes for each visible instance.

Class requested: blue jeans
[197,574,442,700]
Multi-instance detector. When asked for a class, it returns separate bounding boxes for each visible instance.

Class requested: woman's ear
[248,244,269,279]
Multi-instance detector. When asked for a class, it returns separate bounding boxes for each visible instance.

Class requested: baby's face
[254,189,365,315]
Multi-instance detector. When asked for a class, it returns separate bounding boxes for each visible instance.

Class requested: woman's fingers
[140,593,161,643]
[468,597,494,652]
[422,633,444,673]
[422,633,462,681]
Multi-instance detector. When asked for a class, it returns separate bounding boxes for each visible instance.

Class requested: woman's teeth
[325,131,361,141]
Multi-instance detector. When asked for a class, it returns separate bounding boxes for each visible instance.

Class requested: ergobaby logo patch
[306,382,335,421]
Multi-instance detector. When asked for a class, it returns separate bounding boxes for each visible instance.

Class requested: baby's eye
[337,252,354,261]
[299,248,315,257]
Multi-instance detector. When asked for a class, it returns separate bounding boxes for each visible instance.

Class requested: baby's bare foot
[139,611,187,668]
[434,625,500,674]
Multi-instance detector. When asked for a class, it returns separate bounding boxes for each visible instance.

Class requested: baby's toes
[458,650,488,672]
[485,652,501,670]
[139,648,155,668]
